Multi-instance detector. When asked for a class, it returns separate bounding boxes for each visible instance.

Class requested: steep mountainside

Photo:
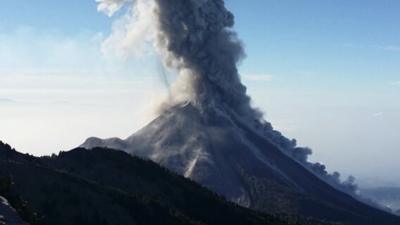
[82,103,400,225]
[0,141,337,225]
[0,196,29,225]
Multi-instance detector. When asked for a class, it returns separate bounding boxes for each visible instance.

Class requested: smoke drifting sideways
[96,0,358,195]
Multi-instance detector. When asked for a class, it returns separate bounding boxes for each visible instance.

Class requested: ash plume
[97,0,357,195]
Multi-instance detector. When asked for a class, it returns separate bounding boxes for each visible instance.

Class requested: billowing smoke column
[153,0,260,119]
[97,0,357,195]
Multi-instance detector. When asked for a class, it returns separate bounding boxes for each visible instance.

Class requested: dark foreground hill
[0,141,339,225]
[82,103,400,225]
[0,196,29,225]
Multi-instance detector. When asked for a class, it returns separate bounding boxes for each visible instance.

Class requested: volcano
[82,102,400,225]
[82,0,400,224]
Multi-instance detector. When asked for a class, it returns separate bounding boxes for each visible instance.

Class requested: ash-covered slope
[0,196,29,225]
[82,103,400,225]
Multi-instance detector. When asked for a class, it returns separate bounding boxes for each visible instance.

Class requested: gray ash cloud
[97,0,358,196]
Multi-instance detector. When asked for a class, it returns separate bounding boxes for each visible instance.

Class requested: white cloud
[389,81,400,87]
[372,112,384,117]
[342,43,400,52]
[0,98,16,104]
[243,74,273,82]
[0,26,159,82]
[0,25,169,105]
[375,45,400,52]
[100,0,157,59]
[97,0,129,17]
[0,27,105,76]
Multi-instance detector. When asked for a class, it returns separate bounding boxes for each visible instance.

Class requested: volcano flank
[82,102,400,225]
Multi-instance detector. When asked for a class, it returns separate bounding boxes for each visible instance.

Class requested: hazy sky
[0,0,399,187]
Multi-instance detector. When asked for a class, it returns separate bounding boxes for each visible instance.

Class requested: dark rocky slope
[0,141,336,225]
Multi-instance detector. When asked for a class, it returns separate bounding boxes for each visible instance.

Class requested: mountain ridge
[1,140,339,225]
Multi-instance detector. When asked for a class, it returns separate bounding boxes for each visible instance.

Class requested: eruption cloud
[97,0,358,195]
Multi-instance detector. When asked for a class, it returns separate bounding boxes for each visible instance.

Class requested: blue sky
[0,0,399,187]
[1,0,399,84]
